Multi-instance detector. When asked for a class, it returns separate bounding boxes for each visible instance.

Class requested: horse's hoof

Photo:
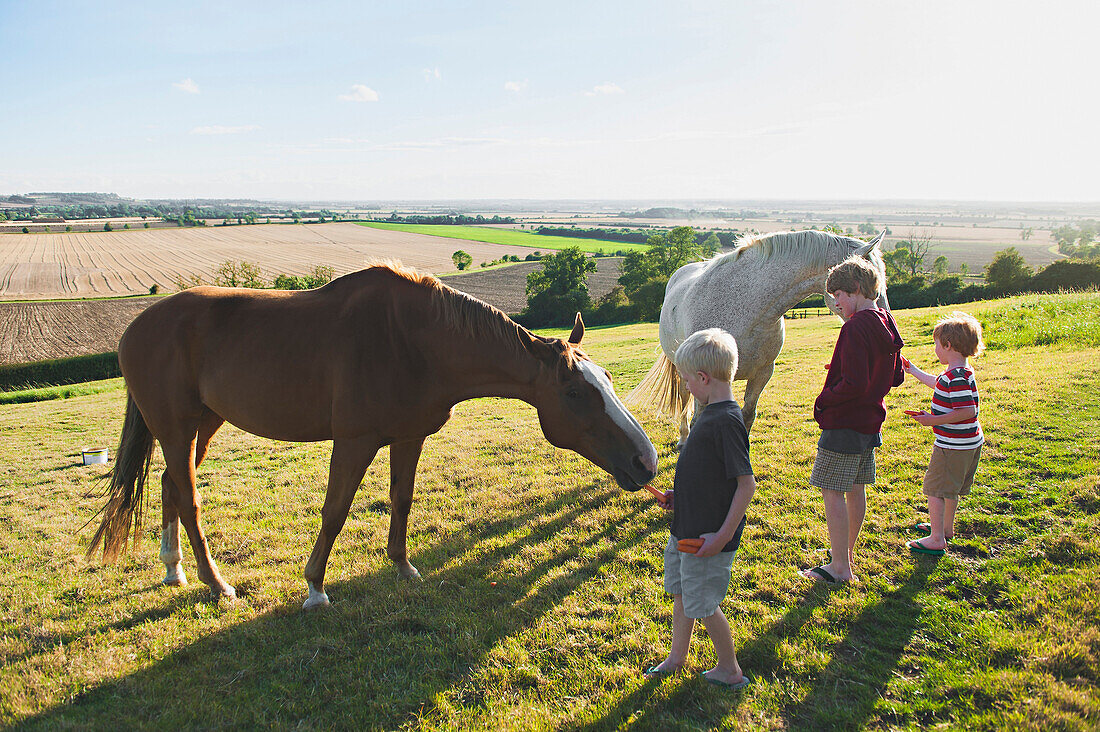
[215,584,236,601]
[397,566,422,581]
[303,581,330,610]
[162,576,187,587]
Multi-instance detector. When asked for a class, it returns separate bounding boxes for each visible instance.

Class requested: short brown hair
[825,256,882,299]
[933,311,985,357]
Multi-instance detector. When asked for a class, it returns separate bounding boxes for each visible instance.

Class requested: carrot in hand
[677,538,705,553]
[645,484,669,504]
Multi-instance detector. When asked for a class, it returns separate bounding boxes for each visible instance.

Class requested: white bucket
[81,447,108,465]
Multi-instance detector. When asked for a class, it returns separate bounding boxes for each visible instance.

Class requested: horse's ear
[855,231,886,257]
[568,313,585,344]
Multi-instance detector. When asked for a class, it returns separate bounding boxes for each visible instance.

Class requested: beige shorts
[923,445,982,499]
[662,536,736,619]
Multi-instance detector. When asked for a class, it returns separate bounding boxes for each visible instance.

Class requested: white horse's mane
[712,229,849,270]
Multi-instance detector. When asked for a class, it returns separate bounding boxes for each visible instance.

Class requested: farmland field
[361,223,651,254]
[0,223,540,300]
[1,294,1097,729]
[0,260,624,366]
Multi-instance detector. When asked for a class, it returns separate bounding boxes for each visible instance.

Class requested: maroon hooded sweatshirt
[814,307,905,434]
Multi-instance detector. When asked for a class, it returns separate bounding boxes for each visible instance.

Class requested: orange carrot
[645,484,668,504]
[677,538,704,553]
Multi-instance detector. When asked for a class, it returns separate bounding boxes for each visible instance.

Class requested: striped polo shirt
[931,365,983,449]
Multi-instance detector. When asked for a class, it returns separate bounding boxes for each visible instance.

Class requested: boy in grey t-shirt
[644,329,756,690]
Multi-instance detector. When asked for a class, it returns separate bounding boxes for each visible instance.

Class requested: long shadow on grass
[19,479,659,730]
[565,580,833,731]
[780,560,935,729]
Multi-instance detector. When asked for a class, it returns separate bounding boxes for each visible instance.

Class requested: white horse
[629,230,889,445]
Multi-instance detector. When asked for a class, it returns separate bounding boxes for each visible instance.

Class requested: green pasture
[1,293,1098,729]
[359,223,651,255]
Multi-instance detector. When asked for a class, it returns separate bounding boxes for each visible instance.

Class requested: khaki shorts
[662,535,736,619]
[923,445,982,499]
[810,447,876,492]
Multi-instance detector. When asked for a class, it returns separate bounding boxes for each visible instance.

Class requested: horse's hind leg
[161,414,234,599]
[741,365,774,433]
[303,435,380,610]
[160,410,224,588]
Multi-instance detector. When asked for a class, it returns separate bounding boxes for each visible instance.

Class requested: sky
[2,1,1097,202]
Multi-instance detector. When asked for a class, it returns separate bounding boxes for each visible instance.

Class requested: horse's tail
[87,393,155,562]
[626,351,690,421]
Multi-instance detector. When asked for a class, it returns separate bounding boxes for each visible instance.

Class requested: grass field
[1,293,1098,729]
[360,223,652,255]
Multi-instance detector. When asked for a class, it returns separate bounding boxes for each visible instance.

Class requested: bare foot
[643,660,683,677]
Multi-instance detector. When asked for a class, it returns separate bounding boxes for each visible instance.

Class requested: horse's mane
[363,262,582,366]
[715,230,848,270]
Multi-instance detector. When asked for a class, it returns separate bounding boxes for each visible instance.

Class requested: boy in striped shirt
[902,311,985,555]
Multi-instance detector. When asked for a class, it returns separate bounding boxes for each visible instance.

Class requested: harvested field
[0,223,539,300]
[0,260,623,366]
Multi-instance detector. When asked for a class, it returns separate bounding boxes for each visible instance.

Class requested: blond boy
[645,328,756,689]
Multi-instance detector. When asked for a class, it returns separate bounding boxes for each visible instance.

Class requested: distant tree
[103,222,113,232]
[931,255,950,279]
[521,247,596,326]
[1019,227,1034,241]
[984,247,1033,295]
[858,222,877,235]
[702,232,721,257]
[21,226,29,234]
[452,250,473,270]
[66,225,73,232]
[123,223,130,230]
[214,260,266,288]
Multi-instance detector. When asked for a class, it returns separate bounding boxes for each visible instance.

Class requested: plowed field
[0,223,540,300]
[0,259,623,366]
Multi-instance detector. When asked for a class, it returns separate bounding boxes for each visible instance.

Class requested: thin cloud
[504,79,528,93]
[190,125,261,135]
[584,82,624,97]
[173,78,200,94]
[422,67,441,82]
[338,84,380,102]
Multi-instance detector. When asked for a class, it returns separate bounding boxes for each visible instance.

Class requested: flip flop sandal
[700,672,752,690]
[908,539,946,556]
[801,565,846,584]
[643,665,676,678]
[913,523,953,540]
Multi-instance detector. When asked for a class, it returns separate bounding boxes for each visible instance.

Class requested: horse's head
[532,314,658,492]
[825,230,892,319]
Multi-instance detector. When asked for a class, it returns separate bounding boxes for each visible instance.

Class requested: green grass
[0,377,124,405]
[1,295,1098,729]
[360,223,651,254]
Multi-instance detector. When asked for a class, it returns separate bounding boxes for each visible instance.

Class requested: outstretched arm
[902,355,938,389]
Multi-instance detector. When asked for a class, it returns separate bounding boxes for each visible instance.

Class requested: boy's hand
[910,411,936,426]
[661,490,674,512]
[694,532,723,557]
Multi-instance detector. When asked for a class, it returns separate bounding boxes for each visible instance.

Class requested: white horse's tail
[626,352,691,422]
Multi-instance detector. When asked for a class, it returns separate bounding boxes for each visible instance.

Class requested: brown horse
[89,263,657,609]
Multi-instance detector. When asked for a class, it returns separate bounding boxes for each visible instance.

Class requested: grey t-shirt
[818,428,882,455]
[671,400,753,553]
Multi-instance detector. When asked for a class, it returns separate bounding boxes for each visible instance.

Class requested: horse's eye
[566,388,581,399]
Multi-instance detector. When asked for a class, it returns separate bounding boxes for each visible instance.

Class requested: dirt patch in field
[0,259,623,366]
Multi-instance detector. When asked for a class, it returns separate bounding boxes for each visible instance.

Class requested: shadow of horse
[20,480,661,729]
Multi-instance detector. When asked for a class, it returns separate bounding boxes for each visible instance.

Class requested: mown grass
[1,294,1098,729]
[360,223,651,255]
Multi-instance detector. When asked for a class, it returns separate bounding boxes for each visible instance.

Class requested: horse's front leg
[303,435,379,610]
[387,437,426,580]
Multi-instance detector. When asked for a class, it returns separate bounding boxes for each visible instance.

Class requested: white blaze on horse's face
[576,359,659,476]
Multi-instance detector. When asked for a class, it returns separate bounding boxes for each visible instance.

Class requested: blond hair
[825,255,882,299]
[675,328,738,382]
[933,311,985,357]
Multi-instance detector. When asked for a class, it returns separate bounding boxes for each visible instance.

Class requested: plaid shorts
[810,447,876,491]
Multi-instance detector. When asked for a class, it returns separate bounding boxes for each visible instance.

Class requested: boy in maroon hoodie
[801,256,904,584]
